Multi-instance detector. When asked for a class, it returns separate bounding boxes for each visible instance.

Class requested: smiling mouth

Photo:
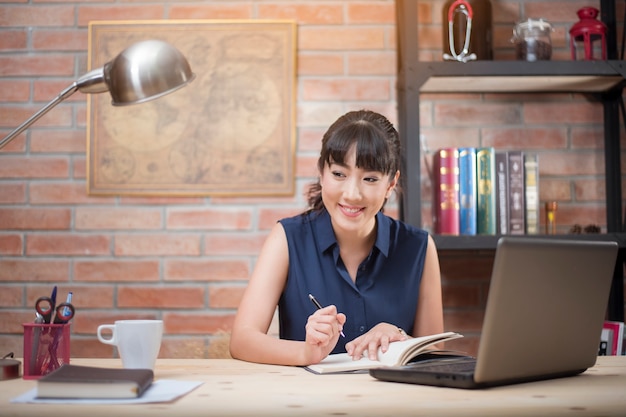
[339,204,363,215]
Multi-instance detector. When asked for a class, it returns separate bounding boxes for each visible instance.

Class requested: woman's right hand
[303,305,346,364]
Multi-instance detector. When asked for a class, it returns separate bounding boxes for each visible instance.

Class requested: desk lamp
[0,39,195,150]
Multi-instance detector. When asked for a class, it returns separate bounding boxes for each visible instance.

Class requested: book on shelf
[599,327,613,355]
[495,151,509,235]
[458,147,477,235]
[304,331,464,374]
[433,148,460,235]
[602,321,624,355]
[36,364,154,399]
[476,147,496,235]
[524,153,540,234]
[507,150,525,235]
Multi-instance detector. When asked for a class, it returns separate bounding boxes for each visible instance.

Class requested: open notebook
[369,237,619,389]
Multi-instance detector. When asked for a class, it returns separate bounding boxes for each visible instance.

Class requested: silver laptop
[370,237,618,389]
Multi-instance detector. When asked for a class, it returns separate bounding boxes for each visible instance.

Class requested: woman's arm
[412,234,444,337]
[229,222,345,366]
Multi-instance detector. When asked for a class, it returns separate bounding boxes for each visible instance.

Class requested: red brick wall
[0,0,624,359]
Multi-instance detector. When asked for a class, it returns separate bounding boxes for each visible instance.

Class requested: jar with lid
[512,18,553,61]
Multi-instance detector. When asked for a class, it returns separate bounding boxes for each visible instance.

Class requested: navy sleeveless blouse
[278,209,429,354]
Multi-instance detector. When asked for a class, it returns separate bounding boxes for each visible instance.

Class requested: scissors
[35,296,75,324]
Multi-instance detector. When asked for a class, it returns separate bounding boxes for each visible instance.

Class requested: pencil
[308,293,346,338]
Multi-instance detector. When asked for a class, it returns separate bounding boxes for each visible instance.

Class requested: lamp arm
[0,83,80,150]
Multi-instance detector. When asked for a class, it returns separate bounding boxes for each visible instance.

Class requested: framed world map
[87,20,296,196]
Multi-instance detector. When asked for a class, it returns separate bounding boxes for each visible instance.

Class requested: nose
[343,177,362,201]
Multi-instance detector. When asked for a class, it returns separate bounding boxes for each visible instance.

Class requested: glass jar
[512,18,553,61]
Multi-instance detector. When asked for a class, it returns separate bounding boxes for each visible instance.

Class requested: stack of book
[433,147,540,236]
[599,320,625,356]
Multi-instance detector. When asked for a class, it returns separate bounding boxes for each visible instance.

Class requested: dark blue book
[458,147,477,235]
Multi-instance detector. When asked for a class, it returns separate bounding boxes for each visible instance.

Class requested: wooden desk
[1,357,626,416]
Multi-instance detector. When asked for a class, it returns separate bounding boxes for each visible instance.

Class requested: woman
[230,110,443,366]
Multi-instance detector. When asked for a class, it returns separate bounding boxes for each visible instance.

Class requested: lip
[339,204,364,217]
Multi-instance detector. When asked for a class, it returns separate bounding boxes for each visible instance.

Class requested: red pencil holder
[22,323,70,380]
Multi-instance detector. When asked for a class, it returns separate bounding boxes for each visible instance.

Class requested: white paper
[11,379,203,404]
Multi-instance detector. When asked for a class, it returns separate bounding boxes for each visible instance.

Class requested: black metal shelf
[434,233,626,251]
[395,0,625,321]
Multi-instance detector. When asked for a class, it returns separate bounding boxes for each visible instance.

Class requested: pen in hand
[308,293,346,338]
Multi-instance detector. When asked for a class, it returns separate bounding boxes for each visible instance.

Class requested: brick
[0,29,27,51]
[163,312,236,334]
[115,234,201,256]
[348,52,395,75]
[168,4,252,19]
[30,130,87,153]
[298,54,344,76]
[75,207,162,230]
[26,233,111,256]
[348,2,395,24]
[77,6,165,26]
[524,102,603,124]
[0,55,75,77]
[435,102,521,126]
[539,179,573,201]
[0,182,26,203]
[258,4,343,24]
[297,154,320,178]
[0,285,22,307]
[29,183,109,205]
[0,259,70,282]
[574,179,606,202]
[571,126,604,149]
[301,78,390,101]
[118,286,205,309]
[26,284,114,310]
[539,151,604,176]
[299,27,386,50]
[0,6,75,27]
[558,204,606,227]
[525,1,592,23]
[482,127,567,150]
[0,234,23,255]
[74,260,160,282]
[205,233,267,256]
[34,80,88,103]
[71,311,160,336]
[0,80,29,101]
[258,207,303,230]
[33,29,88,51]
[165,259,249,282]
[209,286,246,309]
[0,208,71,230]
[166,208,252,231]
[0,156,69,179]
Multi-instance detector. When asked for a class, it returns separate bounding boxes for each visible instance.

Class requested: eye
[331,170,346,178]
[364,176,379,183]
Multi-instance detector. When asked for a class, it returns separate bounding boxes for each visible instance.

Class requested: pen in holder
[22,323,70,380]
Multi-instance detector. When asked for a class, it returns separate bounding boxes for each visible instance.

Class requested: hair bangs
[322,122,394,175]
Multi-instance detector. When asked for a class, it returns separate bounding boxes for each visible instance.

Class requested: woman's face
[320,144,398,236]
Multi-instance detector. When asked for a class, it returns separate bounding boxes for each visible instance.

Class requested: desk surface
[1,357,626,416]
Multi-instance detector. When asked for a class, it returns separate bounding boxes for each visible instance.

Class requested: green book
[476,147,496,235]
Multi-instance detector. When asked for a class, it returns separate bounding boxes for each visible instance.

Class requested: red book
[433,148,460,235]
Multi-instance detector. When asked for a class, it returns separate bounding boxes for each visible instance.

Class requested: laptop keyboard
[405,357,477,373]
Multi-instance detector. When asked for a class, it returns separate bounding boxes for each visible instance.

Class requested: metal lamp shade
[103,40,195,105]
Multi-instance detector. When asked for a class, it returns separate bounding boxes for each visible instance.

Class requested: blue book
[458,147,477,235]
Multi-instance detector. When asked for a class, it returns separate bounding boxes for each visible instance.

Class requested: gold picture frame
[87,20,296,196]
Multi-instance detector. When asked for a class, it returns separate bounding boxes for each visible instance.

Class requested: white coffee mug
[96,319,163,370]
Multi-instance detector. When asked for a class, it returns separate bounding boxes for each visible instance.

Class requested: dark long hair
[305,110,402,213]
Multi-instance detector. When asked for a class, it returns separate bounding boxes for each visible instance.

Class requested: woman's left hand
[345,323,408,360]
